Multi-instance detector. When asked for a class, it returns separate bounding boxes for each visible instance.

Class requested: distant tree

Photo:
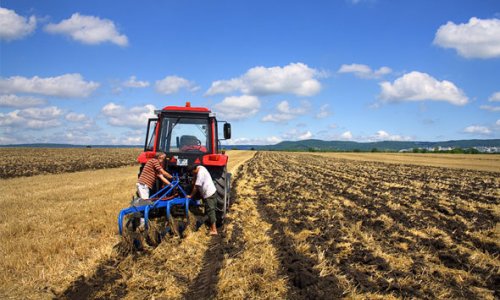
[412,148,420,153]
[353,149,361,152]
[250,147,255,151]
[371,148,378,152]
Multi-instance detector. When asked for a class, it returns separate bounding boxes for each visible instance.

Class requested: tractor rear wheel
[212,167,231,228]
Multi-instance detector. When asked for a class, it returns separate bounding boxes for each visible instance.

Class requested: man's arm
[158,174,170,185]
[160,169,173,180]
[187,185,198,199]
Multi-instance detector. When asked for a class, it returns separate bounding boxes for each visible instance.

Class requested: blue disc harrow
[117,174,201,240]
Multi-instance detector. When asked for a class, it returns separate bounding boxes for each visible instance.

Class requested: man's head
[187,163,200,174]
[155,152,168,161]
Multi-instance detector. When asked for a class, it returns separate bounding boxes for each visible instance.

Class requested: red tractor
[118,102,231,244]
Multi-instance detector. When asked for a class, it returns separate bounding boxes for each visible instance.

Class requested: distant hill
[227,139,500,152]
[3,139,500,152]
[0,143,142,148]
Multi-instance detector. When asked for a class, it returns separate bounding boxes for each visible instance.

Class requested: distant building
[474,146,500,153]
[399,146,500,153]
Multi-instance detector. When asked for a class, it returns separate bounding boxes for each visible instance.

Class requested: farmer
[187,163,218,235]
[136,152,173,199]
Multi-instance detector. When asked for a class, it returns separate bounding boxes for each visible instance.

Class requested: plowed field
[1,151,499,299]
[235,152,499,299]
[0,148,139,178]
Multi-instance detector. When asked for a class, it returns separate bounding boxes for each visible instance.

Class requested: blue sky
[1,0,499,145]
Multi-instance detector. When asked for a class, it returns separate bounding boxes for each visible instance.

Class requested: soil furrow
[240,151,499,299]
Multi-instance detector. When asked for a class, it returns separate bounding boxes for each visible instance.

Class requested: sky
[1,0,499,146]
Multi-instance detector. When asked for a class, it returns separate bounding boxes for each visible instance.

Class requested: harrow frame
[117,174,200,236]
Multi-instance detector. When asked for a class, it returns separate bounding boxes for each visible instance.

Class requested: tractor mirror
[223,123,231,139]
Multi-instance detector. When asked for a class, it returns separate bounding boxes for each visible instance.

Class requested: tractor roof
[159,102,211,114]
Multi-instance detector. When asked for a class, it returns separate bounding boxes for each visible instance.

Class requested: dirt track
[57,151,499,299]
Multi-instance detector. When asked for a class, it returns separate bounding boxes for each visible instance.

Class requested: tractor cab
[136,102,231,202]
[138,102,230,172]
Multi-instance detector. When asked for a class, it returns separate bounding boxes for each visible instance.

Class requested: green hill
[257,139,500,152]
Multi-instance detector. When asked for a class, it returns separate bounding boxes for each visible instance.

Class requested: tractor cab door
[144,118,158,151]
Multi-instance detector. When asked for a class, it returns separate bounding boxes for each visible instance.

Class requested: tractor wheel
[213,167,231,228]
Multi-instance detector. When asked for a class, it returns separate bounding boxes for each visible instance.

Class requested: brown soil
[52,151,499,299]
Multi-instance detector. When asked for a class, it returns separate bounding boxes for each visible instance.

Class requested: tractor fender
[202,154,228,167]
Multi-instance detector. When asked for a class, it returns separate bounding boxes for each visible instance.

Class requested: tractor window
[144,118,157,151]
[160,117,209,153]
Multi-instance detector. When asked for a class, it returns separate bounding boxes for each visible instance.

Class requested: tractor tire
[212,167,231,228]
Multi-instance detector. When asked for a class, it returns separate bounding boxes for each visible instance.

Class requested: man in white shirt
[187,164,218,235]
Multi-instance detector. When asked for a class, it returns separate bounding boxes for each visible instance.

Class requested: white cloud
[434,17,500,58]
[378,71,468,105]
[480,105,500,112]
[58,130,94,144]
[225,136,282,146]
[370,130,412,142]
[496,119,500,126]
[206,62,323,96]
[0,73,99,98]
[463,125,491,135]
[277,100,310,114]
[261,113,295,123]
[101,103,156,128]
[0,94,46,108]
[0,135,17,144]
[316,104,332,119]
[155,76,199,94]
[262,100,310,123]
[214,95,260,121]
[123,76,150,88]
[489,91,500,102]
[0,106,63,129]
[282,128,314,141]
[20,106,63,120]
[348,0,372,4]
[44,13,128,46]
[338,63,392,79]
[340,131,353,140]
[65,112,88,122]
[298,131,313,140]
[122,135,142,145]
[0,7,37,40]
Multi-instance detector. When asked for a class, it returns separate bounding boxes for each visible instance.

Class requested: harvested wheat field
[1,150,499,299]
